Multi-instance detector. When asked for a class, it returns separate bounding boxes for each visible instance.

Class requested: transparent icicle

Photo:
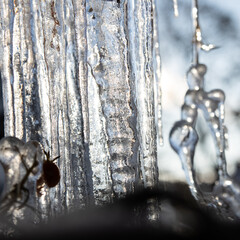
[127,0,160,221]
[169,0,240,217]
[86,0,136,199]
[153,0,163,147]
[173,0,179,17]
[169,64,229,201]
[128,0,159,189]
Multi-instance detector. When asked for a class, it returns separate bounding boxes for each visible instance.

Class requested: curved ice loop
[169,63,240,219]
[0,136,43,211]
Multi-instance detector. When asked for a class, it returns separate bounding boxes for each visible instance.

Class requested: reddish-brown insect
[37,151,60,196]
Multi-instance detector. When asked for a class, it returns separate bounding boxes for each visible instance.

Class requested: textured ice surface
[0,0,162,220]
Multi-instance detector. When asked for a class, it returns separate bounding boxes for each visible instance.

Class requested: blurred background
[157,0,240,184]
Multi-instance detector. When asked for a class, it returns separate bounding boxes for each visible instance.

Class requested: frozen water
[168,0,240,219]
[173,0,179,17]
[153,0,163,147]
[0,136,43,215]
[169,120,199,199]
[187,64,206,90]
[169,62,240,219]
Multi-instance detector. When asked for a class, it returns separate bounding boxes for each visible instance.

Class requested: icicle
[170,0,240,219]
[173,0,179,17]
[191,0,217,64]
[169,121,199,199]
[169,62,231,203]
[153,0,163,146]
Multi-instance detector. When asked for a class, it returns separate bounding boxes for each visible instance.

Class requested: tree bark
[0,0,162,219]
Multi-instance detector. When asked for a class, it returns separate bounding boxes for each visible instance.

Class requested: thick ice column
[0,0,90,216]
[86,0,138,199]
[0,0,161,218]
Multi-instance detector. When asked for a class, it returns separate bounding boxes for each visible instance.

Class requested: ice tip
[201,43,220,52]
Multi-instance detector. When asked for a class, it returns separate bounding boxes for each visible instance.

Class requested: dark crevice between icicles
[0,74,4,139]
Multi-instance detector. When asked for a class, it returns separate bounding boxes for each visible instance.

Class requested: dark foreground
[1,182,240,240]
